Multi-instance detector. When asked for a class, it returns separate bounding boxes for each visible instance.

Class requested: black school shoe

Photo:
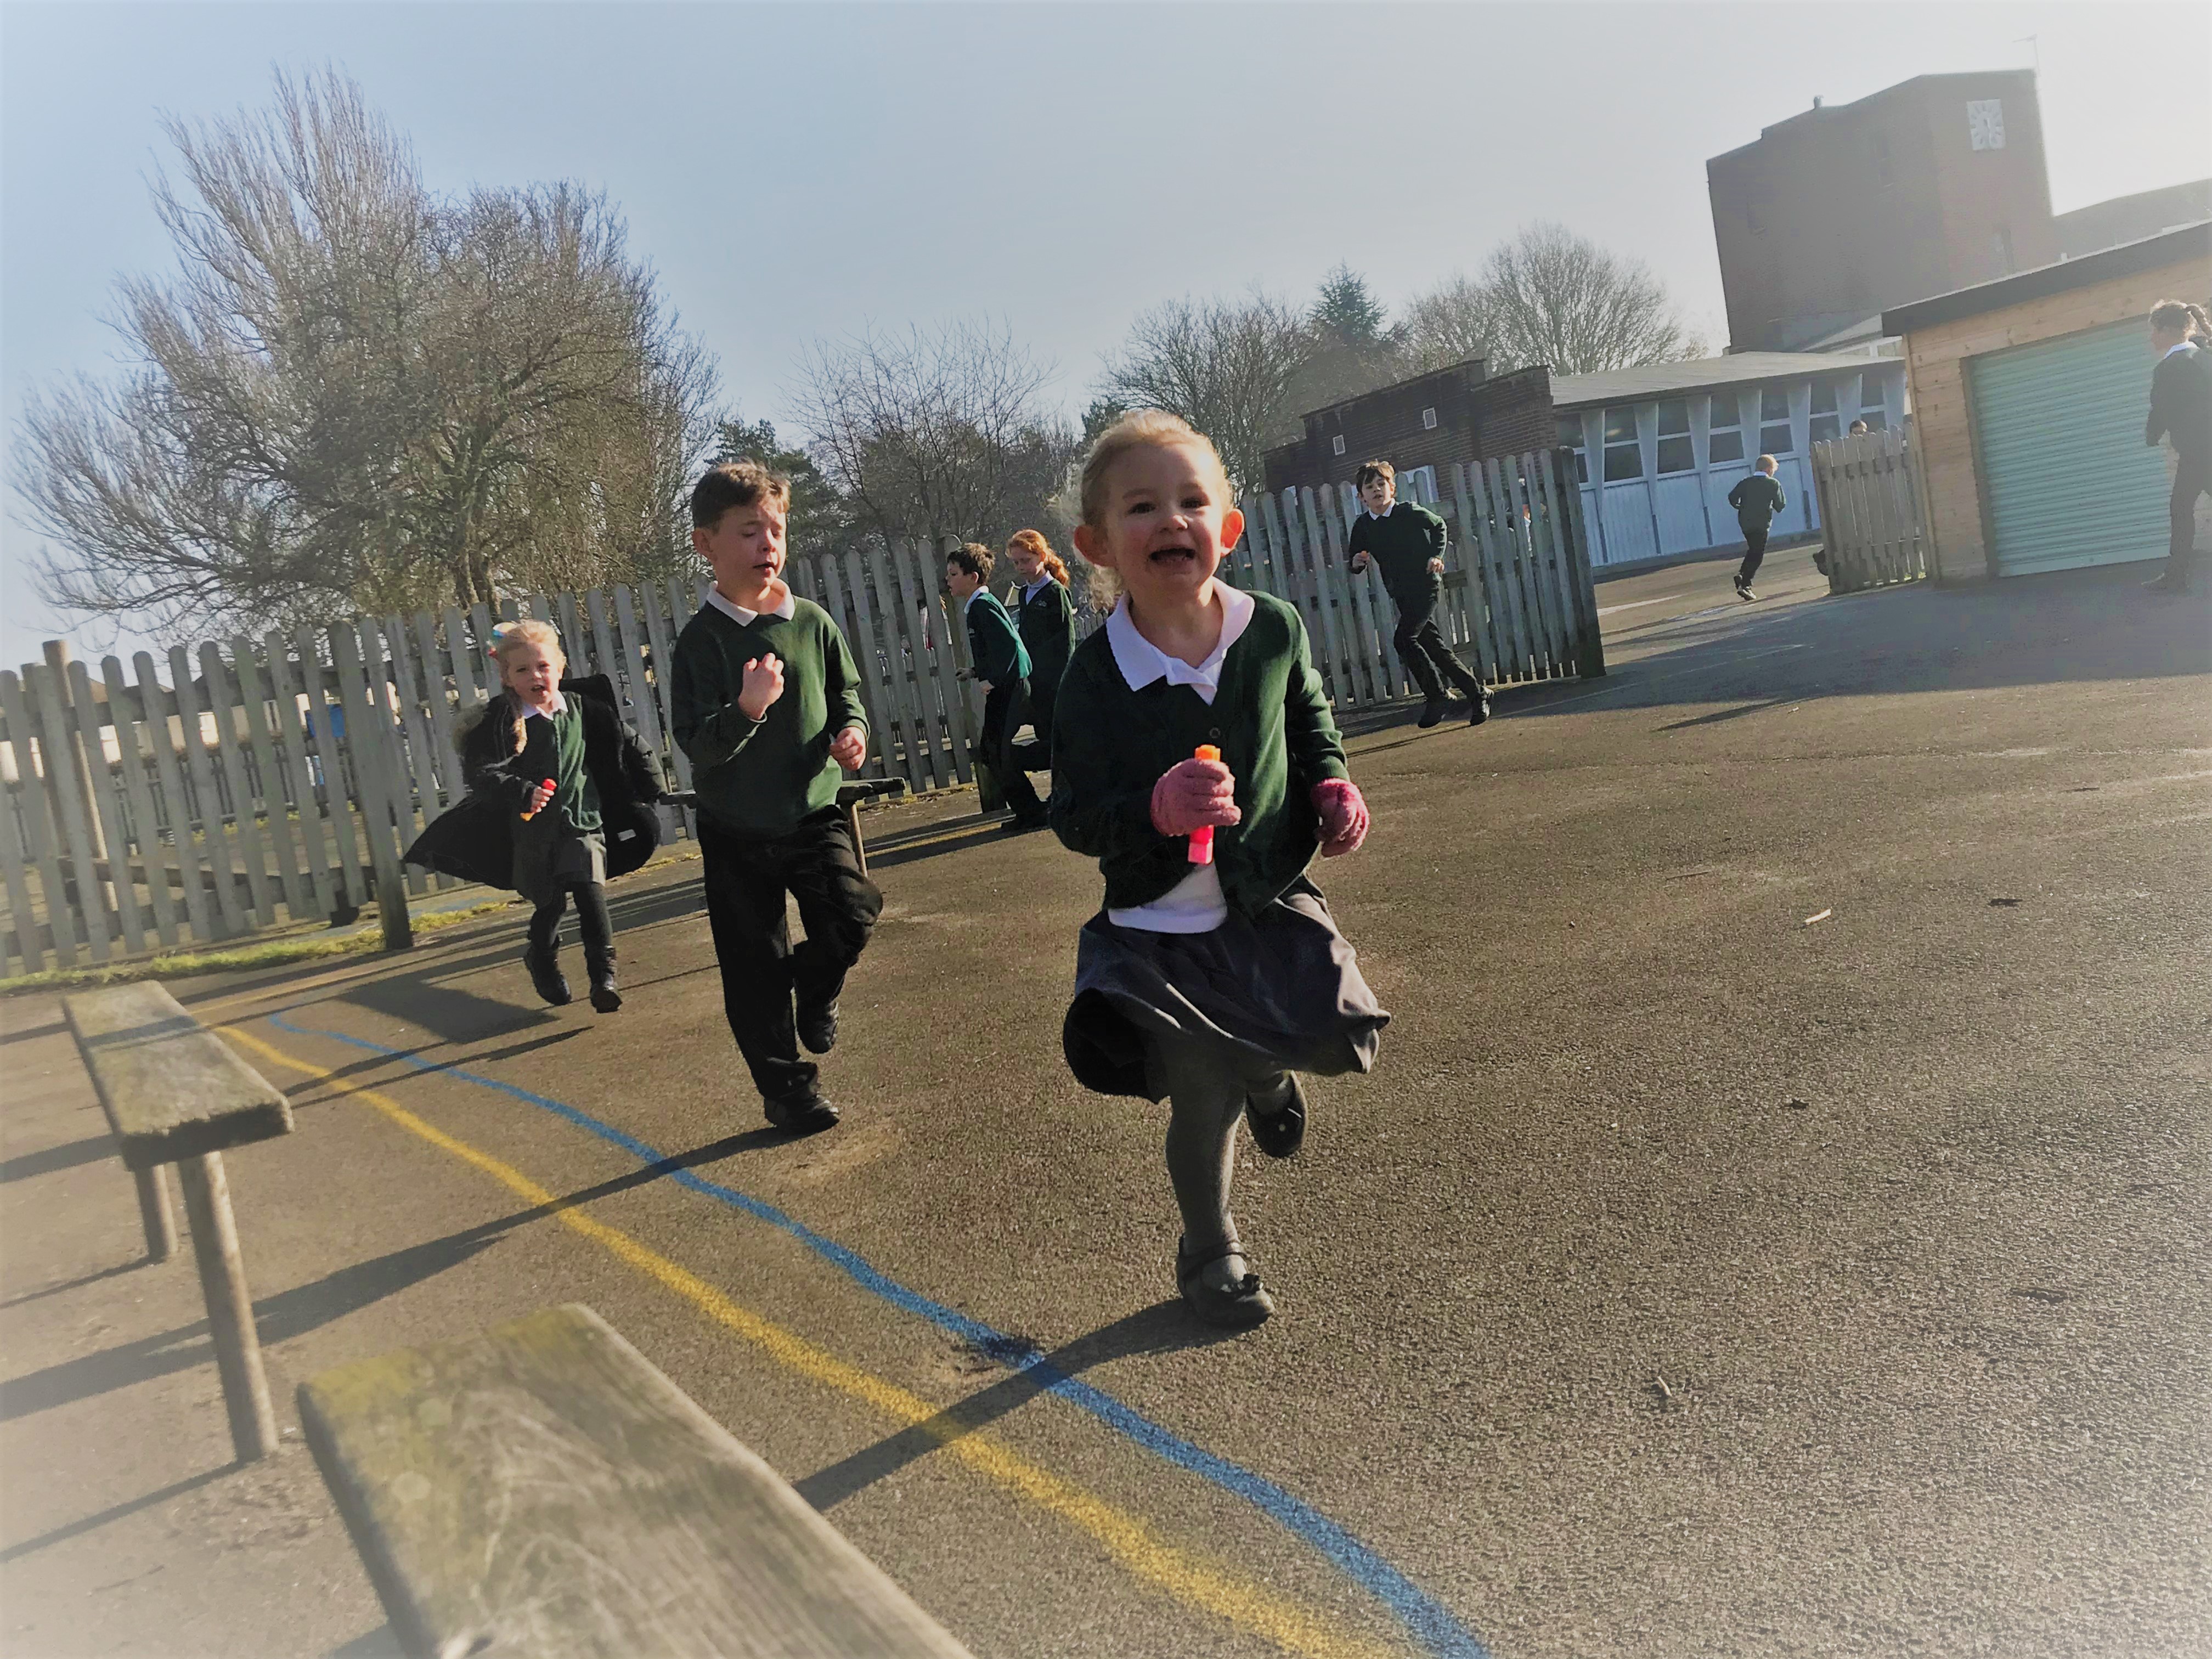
[1246,1074,1307,1159]
[1467,690,1492,725]
[763,1090,840,1135]
[796,996,838,1054]
[524,943,572,1007]
[1176,1238,1275,1328]
[589,974,623,1014]
[1417,695,1449,729]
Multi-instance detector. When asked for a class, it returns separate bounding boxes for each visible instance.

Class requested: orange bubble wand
[1188,744,1221,865]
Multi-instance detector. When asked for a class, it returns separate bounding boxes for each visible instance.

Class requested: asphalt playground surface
[3,545,2208,1659]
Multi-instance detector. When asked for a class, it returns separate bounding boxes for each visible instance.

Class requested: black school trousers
[1389,580,1482,702]
[983,680,1044,819]
[1736,521,1773,584]
[2168,453,2209,585]
[699,810,882,1103]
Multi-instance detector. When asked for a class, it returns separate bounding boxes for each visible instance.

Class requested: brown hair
[1756,454,1778,473]
[2150,299,2211,342]
[691,460,789,531]
[1355,460,1396,490]
[947,542,994,582]
[1006,528,1069,586]
[487,618,565,755]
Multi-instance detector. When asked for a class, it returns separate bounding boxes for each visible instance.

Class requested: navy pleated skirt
[1063,877,1389,1101]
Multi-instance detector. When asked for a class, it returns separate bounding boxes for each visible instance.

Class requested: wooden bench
[61,981,294,1463]
[300,1304,975,1659]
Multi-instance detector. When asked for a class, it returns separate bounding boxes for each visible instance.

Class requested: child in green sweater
[946,541,1046,832]
[1053,410,1389,1329]
[669,461,880,1135]
[1345,460,1489,727]
[1728,455,1787,600]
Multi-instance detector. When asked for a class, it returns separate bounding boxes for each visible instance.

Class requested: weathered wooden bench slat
[300,1304,975,1659]
[62,981,292,1171]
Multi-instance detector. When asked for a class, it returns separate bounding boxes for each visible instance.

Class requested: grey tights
[1149,1038,1293,1291]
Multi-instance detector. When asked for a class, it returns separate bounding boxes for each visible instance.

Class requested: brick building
[1708,71,2061,354]
[1260,358,1555,503]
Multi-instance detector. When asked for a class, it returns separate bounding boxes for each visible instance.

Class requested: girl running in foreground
[1051,410,1388,1328]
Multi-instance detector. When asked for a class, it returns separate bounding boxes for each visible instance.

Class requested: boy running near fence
[670,461,881,1136]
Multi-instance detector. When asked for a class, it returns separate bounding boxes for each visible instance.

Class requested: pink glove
[1151,757,1242,838]
[1312,778,1369,857]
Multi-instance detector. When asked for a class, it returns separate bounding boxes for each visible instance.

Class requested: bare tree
[1402,223,1702,376]
[789,319,1074,551]
[15,69,719,636]
[1094,291,1316,495]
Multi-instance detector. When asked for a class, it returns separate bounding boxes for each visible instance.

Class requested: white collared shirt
[962,586,983,614]
[521,689,568,720]
[2163,340,2195,361]
[1363,503,1393,520]
[705,585,798,627]
[1022,575,1053,602]
[1103,583,1257,934]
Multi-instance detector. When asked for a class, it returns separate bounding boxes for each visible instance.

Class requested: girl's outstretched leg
[1153,1037,1274,1325]
[572,881,619,1012]
[524,893,572,1006]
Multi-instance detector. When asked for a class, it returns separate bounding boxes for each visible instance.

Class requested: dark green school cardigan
[1016,577,1076,693]
[964,588,1031,687]
[1048,590,1350,918]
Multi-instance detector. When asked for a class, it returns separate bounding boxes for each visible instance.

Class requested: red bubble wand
[519,778,556,821]
[1187,744,1221,865]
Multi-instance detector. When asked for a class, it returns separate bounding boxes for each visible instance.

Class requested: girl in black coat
[406,620,666,1011]
[2144,298,2212,596]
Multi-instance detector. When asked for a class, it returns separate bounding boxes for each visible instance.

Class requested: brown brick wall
[1261,362,1558,497]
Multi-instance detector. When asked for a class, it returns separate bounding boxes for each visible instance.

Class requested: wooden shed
[1883,219,2212,582]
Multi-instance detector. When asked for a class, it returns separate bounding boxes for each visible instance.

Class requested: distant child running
[1007,528,1076,774]
[408,619,665,1014]
[1729,456,1786,600]
[670,461,881,1135]
[1345,460,1489,727]
[946,542,1047,833]
[1053,410,1388,1328]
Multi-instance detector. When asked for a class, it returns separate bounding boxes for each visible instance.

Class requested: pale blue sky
[4,1,2208,668]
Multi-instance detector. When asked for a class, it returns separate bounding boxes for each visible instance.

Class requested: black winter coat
[404,675,666,889]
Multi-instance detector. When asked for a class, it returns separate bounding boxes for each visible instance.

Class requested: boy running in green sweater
[670,461,880,1135]
[1344,461,1489,727]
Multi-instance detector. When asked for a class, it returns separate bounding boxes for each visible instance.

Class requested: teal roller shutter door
[1968,319,2171,577]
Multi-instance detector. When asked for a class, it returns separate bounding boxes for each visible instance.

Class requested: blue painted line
[267,1012,1488,1659]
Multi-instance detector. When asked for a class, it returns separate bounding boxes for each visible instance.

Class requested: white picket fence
[1,447,1600,975]
[1808,427,1928,594]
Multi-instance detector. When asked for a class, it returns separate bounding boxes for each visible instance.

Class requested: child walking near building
[670,461,880,1135]
[1007,528,1076,774]
[1345,460,1489,727]
[947,542,1047,832]
[1729,456,1786,600]
[1053,410,1389,1328]
[409,619,664,1013]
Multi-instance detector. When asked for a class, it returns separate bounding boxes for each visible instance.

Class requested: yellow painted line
[224,1023,1401,1659]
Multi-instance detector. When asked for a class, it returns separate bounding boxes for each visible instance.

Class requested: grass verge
[0,899,521,997]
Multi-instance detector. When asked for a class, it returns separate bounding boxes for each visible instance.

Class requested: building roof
[1707,69,2035,165]
[1548,353,1880,411]
[1883,218,2212,337]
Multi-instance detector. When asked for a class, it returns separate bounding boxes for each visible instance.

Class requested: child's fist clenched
[1151,756,1241,838]
[1311,778,1369,857]
[737,653,785,720]
[829,726,867,771]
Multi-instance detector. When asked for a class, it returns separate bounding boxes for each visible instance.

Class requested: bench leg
[845,800,867,878]
[175,1152,278,1463]
[132,1165,177,1263]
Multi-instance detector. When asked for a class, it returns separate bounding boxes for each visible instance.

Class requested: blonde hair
[488,619,566,755]
[1756,454,1778,472]
[1075,410,1236,613]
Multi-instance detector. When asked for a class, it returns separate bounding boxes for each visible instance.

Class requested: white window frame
[1420,407,1438,431]
[1331,434,1346,457]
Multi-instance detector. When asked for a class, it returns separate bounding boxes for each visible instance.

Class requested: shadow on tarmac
[793,1299,1239,1513]
[0,1124,781,1432]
